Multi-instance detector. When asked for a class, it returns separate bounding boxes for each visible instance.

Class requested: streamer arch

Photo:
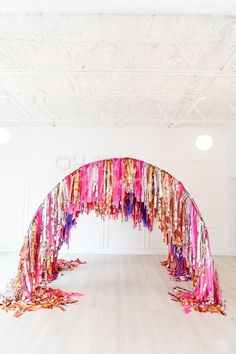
[1,157,225,316]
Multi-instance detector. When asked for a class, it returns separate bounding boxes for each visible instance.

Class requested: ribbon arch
[0,157,225,316]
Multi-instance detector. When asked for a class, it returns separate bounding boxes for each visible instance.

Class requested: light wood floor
[0,254,236,354]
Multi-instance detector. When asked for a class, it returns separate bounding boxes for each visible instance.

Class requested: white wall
[226,122,236,255]
[0,126,234,255]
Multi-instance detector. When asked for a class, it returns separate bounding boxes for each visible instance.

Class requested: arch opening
[0,157,225,316]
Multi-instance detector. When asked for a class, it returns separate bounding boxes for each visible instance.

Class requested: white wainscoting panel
[0,158,26,250]
[0,127,233,255]
[187,160,225,224]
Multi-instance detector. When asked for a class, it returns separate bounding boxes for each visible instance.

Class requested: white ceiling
[0,13,236,127]
[0,0,236,15]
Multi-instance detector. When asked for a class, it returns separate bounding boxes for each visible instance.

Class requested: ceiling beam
[0,70,236,76]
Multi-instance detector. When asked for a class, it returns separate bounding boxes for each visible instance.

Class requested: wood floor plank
[0,254,235,354]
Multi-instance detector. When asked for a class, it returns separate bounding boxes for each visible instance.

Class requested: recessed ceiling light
[195,134,213,151]
[0,127,10,144]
